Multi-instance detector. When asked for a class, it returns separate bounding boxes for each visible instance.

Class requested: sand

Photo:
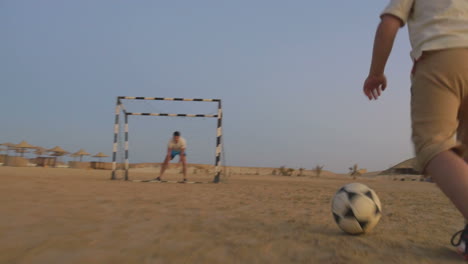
[0,166,464,264]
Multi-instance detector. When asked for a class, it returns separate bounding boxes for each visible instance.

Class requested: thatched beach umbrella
[70,153,79,161]
[48,146,69,156]
[0,142,15,148]
[15,148,29,157]
[72,149,90,162]
[31,147,48,164]
[1,143,16,155]
[15,141,36,157]
[93,152,109,162]
[1,143,14,158]
[33,147,47,156]
[48,146,69,164]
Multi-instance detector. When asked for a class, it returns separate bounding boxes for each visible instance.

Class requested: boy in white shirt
[363,0,468,259]
[156,131,188,182]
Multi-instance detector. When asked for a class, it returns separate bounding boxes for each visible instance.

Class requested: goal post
[110,96,223,183]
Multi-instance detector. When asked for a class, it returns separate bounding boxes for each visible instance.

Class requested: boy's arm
[363,15,402,100]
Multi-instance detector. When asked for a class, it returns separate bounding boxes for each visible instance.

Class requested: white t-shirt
[168,137,186,151]
[381,0,468,60]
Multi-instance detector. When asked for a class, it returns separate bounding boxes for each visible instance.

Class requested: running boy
[363,0,468,259]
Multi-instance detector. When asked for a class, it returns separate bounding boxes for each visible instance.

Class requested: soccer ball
[331,183,382,235]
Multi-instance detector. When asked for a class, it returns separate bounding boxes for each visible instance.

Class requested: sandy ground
[0,167,465,264]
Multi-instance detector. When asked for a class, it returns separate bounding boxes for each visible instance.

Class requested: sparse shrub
[279,166,294,176]
[298,168,305,177]
[348,164,361,179]
[315,165,324,177]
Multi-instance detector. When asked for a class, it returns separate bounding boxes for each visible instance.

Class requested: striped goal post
[110,96,223,183]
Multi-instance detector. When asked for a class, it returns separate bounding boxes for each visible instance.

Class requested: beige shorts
[411,48,468,173]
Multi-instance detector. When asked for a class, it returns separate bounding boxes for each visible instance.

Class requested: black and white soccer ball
[331,183,382,235]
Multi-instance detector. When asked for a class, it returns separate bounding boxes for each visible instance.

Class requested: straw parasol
[1,143,15,153]
[47,146,70,166]
[1,142,16,157]
[48,146,69,156]
[93,152,109,162]
[69,153,77,161]
[33,147,47,156]
[16,140,36,149]
[32,147,48,164]
[0,142,15,148]
[72,149,91,162]
[15,141,36,157]
[15,148,29,157]
[47,146,70,165]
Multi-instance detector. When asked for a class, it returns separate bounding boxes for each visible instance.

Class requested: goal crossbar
[118,96,220,102]
[111,96,223,183]
[126,113,218,118]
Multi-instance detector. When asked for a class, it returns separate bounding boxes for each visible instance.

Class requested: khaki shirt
[168,137,186,151]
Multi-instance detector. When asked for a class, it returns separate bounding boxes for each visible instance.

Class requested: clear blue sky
[1,1,414,172]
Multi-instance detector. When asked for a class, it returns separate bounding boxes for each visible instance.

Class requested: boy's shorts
[411,48,468,173]
[170,150,186,160]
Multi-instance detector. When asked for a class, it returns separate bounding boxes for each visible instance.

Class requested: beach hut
[71,149,90,162]
[379,158,420,175]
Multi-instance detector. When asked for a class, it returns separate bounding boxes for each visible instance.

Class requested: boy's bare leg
[159,156,170,179]
[465,154,468,225]
[427,150,468,221]
[180,155,187,180]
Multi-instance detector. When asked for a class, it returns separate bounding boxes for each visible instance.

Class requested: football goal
[110,96,223,183]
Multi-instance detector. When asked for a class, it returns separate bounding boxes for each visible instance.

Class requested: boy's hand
[364,15,400,101]
[363,74,387,100]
